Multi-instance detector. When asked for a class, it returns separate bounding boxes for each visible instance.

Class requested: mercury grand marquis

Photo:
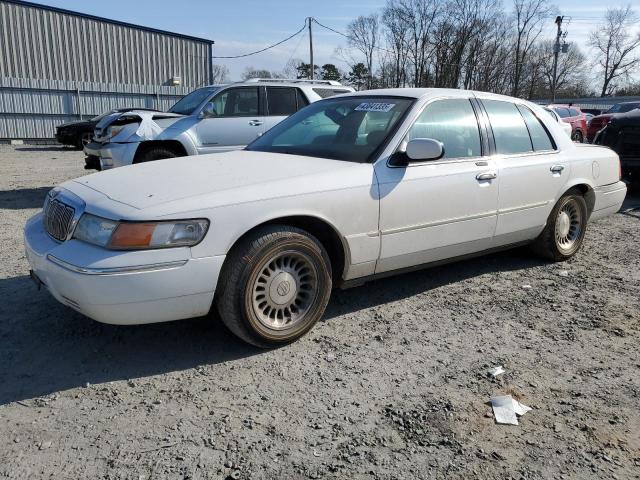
[24,89,627,347]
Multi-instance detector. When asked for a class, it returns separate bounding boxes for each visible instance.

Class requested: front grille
[44,198,75,241]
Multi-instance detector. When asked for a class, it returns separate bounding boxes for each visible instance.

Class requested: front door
[194,87,264,154]
[375,98,499,273]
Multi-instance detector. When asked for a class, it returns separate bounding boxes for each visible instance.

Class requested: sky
[34,0,639,82]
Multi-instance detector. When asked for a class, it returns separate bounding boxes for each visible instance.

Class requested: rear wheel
[134,146,179,163]
[571,129,584,143]
[215,225,332,348]
[532,190,588,261]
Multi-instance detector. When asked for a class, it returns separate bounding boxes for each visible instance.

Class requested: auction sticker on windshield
[354,102,396,112]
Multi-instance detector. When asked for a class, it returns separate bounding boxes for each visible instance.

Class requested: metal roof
[533,96,640,111]
[3,0,215,44]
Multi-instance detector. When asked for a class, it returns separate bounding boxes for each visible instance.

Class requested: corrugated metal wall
[0,1,212,87]
[0,77,192,139]
[0,0,214,140]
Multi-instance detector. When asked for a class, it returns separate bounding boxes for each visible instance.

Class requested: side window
[516,105,555,151]
[482,100,533,155]
[208,87,259,117]
[555,107,570,118]
[267,87,298,116]
[568,108,580,117]
[406,99,481,159]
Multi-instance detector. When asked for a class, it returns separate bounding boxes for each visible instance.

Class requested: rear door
[194,87,264,153]
[480,99,567,245]
[262,87,308,132]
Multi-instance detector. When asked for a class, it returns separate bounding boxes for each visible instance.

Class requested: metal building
[0,0,215,141]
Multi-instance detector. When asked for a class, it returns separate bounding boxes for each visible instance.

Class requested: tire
[76,132,93,150]
[532,189,588,261]
[571,129,583,143]
[135,146,179,163]
[215,225,332,348]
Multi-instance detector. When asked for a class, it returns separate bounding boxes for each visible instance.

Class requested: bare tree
[381,1,411,87]
[537,41,587,96]
[511,0,555,97]
[347,14,379,89]
[210,64,229,84]
[590,6,640,97]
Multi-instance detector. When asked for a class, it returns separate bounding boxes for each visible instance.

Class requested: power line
[312,18,349,39]
[212,22,307,58]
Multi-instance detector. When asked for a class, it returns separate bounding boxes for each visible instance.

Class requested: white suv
[83,79,353,170]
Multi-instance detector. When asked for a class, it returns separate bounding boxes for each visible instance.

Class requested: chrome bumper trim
[46,255,188,275]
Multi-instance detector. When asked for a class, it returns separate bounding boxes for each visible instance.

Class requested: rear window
[483,100,533,155]
[266,87,298,116]
[517,105,555,151]
[607,103,640,114]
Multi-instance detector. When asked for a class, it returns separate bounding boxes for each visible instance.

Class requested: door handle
[550,164,565,174]
[248,120,263,126]
[476,171,497,181]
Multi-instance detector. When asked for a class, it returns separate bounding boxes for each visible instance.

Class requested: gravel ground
[0,145,639,480]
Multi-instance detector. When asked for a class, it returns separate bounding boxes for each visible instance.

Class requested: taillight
[618,157,622,180]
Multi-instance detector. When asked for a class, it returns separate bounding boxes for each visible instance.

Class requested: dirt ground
[0,145,639,480]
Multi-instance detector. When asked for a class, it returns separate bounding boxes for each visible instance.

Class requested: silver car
[83,79,353,170]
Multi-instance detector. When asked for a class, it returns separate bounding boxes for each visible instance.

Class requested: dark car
[55,108,158,149]
[594,109,640,184]
[587,101,640,143]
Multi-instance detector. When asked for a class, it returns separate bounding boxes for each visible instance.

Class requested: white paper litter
[490,395,532,425]
[488,366,505,377]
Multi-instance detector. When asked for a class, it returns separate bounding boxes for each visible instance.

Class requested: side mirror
[405,138,444,162]
[200,103,217,119]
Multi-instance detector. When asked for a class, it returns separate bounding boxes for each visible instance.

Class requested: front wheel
[215,225,332,348]
[532,190,588,261]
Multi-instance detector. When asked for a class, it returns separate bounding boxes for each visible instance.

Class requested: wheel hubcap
[251,251,317,330]
[555,200,582,250]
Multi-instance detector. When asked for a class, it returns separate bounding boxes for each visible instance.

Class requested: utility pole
[551,16,563,103]
[308,17,314,80]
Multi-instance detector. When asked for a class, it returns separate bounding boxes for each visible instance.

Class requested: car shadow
[323,247,544,320]
[0,247,543,406]
[0,274,259,406]
[14,146,77,152]
[0,187,52,209]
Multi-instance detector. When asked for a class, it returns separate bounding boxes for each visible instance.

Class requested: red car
[587,101,640,143]
[547,104,588,143]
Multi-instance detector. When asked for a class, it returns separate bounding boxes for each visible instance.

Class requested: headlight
[73,214,118,247]
[72,214,209,250]
[105,125,126,139]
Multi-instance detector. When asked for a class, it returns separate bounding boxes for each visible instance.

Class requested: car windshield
[246,96,413,162]
[606,103,640,114]
[90,110,117,121]
[169,87,219,115]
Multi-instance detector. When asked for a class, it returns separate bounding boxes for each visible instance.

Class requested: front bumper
[590,181,627,221]
[84,141,140,170]
[24,212,224,325]
[55,132,77,146]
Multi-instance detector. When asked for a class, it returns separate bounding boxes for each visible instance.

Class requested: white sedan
[24,88,627,347]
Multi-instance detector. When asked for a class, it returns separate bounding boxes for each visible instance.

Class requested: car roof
[200,79,354,89]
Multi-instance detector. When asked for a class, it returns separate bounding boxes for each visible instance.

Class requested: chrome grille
[44,198,75,241]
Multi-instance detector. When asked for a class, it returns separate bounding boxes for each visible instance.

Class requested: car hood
[69,150,363,212]
[57,120,94,129]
